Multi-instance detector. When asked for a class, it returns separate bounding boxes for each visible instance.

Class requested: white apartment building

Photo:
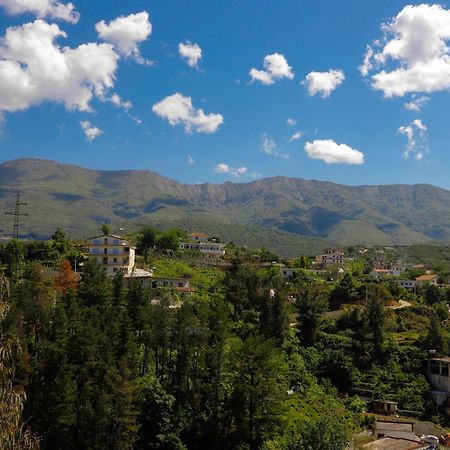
[180,233,226,259]
[87,233,136,275]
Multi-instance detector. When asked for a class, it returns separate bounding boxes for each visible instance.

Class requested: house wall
[88,236,135,275]
[430,360,450,392]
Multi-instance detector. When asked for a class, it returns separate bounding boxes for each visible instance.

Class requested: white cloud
[80,120,103,141]
[214,163,248,177]
[302,69,345,97]
[398,119,428,160]
[260,134,289,159]
[289,131,305,142]
[286,118,297,126]
[96,12,152,64]
[250,53,294,85]
[109,93,132,111]
[178,41,202,68]
[152,93,224,134]
[361,4,450,97]
[187,154,195,165]
[404,94,430,111]
[304,139,364,164]
[0,20,118,113]
[0,0,79,23]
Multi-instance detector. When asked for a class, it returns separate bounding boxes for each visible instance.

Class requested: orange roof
[415,274,438,281]
[189,232,208,237]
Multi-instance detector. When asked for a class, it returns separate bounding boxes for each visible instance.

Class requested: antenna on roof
[5,193,28,239]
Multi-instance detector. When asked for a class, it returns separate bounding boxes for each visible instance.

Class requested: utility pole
[5,193,28,239]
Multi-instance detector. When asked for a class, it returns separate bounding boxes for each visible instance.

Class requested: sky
[0,0,450,188]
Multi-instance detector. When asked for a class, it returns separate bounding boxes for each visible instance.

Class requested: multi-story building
[87,233,135,275]
[180,233,226,259]
[315,249,345,267]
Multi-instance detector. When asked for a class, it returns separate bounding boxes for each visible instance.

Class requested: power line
[5,193,28,239]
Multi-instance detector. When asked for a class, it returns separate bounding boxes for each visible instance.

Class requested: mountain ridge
[0,158,449,256]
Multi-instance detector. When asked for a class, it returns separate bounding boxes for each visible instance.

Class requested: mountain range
[0,158,449,257]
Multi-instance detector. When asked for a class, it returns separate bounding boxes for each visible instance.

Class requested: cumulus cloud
[250,53,294,85]
[361,4,450,97]
[304,139,364,164]
[96,12,152,64]
[152,93,224,134]
[80,120,103,141]
[214,163,248,177]
[404,94,430,111]
[398,119,428,160]
[109,93,132,111]
[0,0,79,23]
[0,20,118,113]
[302,69,345,97]
[187,155,195,165]
[286,118,297,126]
[289,131,305,142]
[178,41,202,68]
[261,134,289,159]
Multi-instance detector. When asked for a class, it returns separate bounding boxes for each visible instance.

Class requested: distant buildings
[87,233,136,275]
[396,274,439,290]
[180,233,226,259]
[315,249,345,268]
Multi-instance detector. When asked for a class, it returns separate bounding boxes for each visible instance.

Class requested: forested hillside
[2,230,450,449]
[1,159,450,254]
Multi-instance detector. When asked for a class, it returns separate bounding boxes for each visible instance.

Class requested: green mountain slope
[0,158,449,255]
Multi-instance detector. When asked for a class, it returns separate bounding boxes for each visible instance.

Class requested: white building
[180,233,225,259]
[87,233,136,276]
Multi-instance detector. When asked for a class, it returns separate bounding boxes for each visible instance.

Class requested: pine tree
[296,284,329,347]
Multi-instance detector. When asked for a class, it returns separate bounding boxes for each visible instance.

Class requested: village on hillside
[2,221,450,448]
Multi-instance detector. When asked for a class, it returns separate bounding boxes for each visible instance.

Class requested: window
[104,248,107,254]
[104,238,108,245]
[113,258,118,263]
[103,257,108,264]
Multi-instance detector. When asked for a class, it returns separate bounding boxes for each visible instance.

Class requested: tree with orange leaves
[54,260,78,294]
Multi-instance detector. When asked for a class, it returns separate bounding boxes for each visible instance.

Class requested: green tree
[424,284,443,305]
[136,226,160,256]
[259,277,290,346]
[50,227,69,255]
[136,377,185,449]
[330,273,359,304]
[424,315,448,357]
[101,224,112,235]
[227,335,287,450]
[0,239,26,279]
[365,284,387,359]
[287,416,349,450]
[296,285,329,347]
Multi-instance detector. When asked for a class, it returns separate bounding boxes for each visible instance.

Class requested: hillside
[0,158,450,255]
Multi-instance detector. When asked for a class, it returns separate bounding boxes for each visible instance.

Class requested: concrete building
[87,233,135,276]
[415,274,439,286]
[374,419,416,441]
[315,249,345,268]
[429,357,450,413]
[180,233,225,259]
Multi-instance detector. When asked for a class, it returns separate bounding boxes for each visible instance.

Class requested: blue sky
[0,0,450,188]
